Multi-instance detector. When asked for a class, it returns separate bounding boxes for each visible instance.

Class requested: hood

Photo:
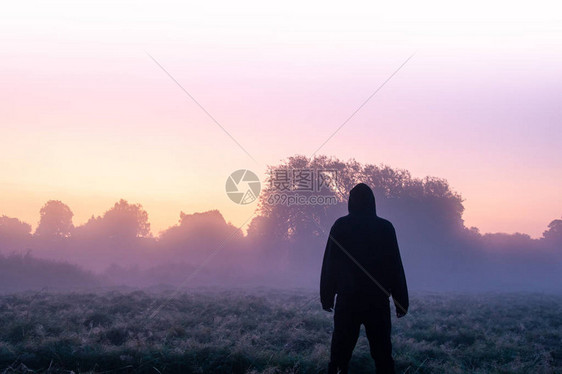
[348,183,377,216]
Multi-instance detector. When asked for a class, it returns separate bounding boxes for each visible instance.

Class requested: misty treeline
[1,155,561,292]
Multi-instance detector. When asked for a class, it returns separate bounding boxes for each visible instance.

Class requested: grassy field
[0,289,560,373]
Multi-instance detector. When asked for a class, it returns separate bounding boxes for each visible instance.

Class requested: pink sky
[1,1,561,238]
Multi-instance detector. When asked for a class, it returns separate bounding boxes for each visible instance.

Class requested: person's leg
[328,299,361,374]
[363,303,395,374]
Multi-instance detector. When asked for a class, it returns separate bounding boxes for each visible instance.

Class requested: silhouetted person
[320,183,408,374]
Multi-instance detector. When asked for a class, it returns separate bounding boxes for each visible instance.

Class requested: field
[0,289,561,373]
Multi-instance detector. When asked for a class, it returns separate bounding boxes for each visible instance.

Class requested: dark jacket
[320,183,409,314]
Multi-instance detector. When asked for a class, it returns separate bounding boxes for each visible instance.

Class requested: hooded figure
[320,183,408,374]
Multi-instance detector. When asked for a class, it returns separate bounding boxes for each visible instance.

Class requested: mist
[1,155,560,294]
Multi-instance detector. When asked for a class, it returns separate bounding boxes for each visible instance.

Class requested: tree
[75,199,151,240]
[103,199,151,238]
[159,210,242,252]
[35,200,74,238]
[0,216,32,239]
[0,216,32,249]
[543,218,562,245]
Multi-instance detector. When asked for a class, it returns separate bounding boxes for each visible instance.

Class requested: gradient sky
[1,0,561,237]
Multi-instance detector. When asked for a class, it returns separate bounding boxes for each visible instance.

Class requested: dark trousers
[328,295,395,374]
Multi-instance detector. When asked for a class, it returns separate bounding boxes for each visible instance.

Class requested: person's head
[348,183,377,215]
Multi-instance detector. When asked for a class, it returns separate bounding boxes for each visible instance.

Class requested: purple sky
[1,0,561,237]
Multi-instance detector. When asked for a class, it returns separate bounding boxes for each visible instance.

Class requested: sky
[1,0,561,238]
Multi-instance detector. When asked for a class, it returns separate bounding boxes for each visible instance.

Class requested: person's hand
[396,310,407,318]
[322,304,333,313]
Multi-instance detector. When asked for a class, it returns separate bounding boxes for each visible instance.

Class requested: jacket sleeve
[320,225,337,309]
[389,224,409,314]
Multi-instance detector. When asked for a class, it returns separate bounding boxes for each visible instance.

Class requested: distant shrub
[0,252,100,292]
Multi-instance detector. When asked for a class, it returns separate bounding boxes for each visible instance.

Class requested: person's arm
[320,225,337,312]
[389,223,409,317]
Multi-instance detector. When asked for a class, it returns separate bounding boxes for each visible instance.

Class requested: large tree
[252,155,465,245]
